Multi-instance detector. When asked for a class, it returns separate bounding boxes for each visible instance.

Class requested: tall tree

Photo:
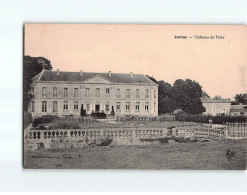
[234,93,247,105]
[172,79,204,114]
[23,56,52,111]
[157,80,175,114]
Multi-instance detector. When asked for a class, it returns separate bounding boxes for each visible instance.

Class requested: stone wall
[24,128,168,151]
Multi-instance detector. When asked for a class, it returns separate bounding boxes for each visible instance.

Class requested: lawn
[24,139,246,170]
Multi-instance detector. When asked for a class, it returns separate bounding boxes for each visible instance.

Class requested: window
[154,102,156,111]
[154,90,157,98]
[96,88,100,97]
[31,87,34,94]
[86,104,90,113]
[64,101,68,111]
[136,102,140,111]
[64,88,68,97]
[116,89,121,98]
[105,104,109,113]
[42,87,46,97]
[74,88,79,97]
[116,102,121,110]
[53,87,57,97]
[126,89,130,98]
[106,88,110,94]
[145,102,149,111]
[74,101,78,110]
[53,101,57,112]
[136,89,140,98]
[42,101,47,112]
[125,102,130,111]
[145,89,149,98]
[85,88,90,97]
[31,101,35,112]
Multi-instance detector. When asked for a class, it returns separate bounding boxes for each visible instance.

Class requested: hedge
[175,114,246,124]
[24,112,32,129]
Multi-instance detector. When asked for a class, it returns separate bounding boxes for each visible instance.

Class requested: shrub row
[175,114,247,124]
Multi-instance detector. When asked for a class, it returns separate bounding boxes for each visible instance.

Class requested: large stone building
[28,69,158,117]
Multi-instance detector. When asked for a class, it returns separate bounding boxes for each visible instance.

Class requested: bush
[97,138,113,146]
[175,113,247,124]
[33,115,58,127]
[24,112,32,129]
[158,115,175,121]
[91,112,106,119]
[48,121,81,129]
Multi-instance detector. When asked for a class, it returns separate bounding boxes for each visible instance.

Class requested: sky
[24,24,247,99]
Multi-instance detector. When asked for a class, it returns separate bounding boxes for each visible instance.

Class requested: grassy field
[24,139,246,170]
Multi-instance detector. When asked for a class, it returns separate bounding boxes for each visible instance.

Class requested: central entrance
[95,104,100,113]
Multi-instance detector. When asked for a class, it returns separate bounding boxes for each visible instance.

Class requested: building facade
[28,70,158,117]
[201,98,247,116]
[201,98,231,116]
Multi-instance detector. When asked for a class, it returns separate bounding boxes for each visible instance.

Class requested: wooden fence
[226,122,247,139]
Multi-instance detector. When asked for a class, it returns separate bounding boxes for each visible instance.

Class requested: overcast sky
[25,24,247,99]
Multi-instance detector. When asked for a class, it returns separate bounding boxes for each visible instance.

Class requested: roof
[201,98,231,103]
[32,70,158,86]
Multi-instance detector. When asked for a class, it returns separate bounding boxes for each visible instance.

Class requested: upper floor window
[126,89,130,98]
[116,89,121,98]
[74,88,79,97]
[31,87,34,94]
[85,88,90,97]
[96,88,100,97]
[53,87,57,97]
[42,101,47,112]
[136,89,140,98]
[42,87,46,97]
[145,89,149,98]
[154,90,157,98]
[64,88,68,97]
[31,101,35,112]
[106,88,110,94]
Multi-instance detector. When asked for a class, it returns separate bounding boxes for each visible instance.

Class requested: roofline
[143,75,159,87]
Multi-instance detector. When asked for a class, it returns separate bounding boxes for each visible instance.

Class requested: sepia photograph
[23,24,247,170]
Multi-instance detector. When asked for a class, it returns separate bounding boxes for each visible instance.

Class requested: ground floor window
[31,101,35,112]
[42,101,47,112]
[105,104,109,113]
[145,102,149,112]
[64,101,68,111]
[125,102,130,111]
[53,101,57,112]
[86,104,90,113]
[74,101,78,110]
[136,102,140,111]
[116,102,121,111]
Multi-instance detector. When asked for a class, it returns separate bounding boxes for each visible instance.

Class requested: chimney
[130,72,133,78]
[108,71,112,77]
[80,70,83,76]
[57,69,59,76]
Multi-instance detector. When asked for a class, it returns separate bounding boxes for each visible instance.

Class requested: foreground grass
[24,139,246,170]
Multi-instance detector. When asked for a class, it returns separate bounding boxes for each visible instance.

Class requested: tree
[23,56,52,111]
[172,79,204,114]
[213,95,223,100]
[158,80,175,114]
[234,93,247,105]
